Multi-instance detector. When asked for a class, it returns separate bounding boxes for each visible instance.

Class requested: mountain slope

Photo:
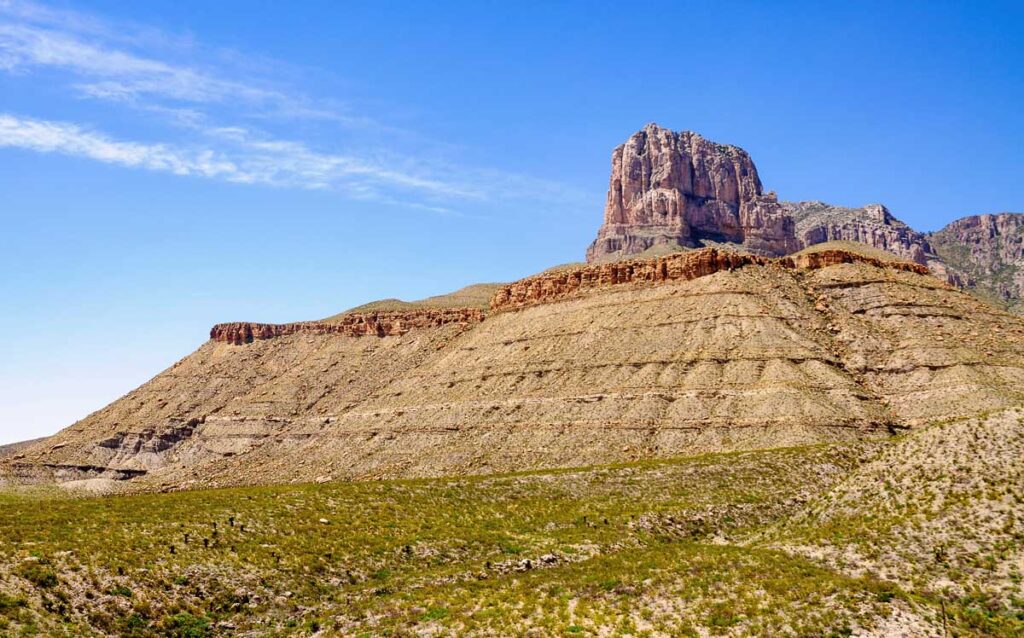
[5,246,1023,492]
[773,408,1024,635]
[0,439,47,460]
[784,201,951,278]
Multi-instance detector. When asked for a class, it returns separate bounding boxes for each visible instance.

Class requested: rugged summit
[585,124,798,262]
[928,213,1024,313]
[585,125,1024,312]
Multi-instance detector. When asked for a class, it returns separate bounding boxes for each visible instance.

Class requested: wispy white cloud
[0,113,482,203]
[0,113,243,179]
[0,21,293,106]
[0,1,585,212]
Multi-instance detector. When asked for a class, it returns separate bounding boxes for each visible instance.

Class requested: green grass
[0,442,963,636]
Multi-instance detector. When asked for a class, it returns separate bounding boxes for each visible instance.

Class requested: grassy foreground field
[0,430,1020,637]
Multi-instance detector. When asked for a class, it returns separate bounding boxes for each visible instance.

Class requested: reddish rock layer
[210,309,485,345]
[491,248,931,313]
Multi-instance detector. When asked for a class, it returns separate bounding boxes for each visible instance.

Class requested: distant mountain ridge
[928,213,1024,314]
[586,124,1022,312]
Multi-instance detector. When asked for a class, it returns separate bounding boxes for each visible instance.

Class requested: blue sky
[1,0,1022,444]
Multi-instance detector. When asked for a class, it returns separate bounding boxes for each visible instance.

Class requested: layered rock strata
[586,124,798,262]
[7,248,1022,492]
[211,308,485,344]
[492,247,930,313]
[583,127,1024,313]
[785,201,936,265]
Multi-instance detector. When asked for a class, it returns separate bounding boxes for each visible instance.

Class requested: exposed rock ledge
[211,308,486,345]
[491,248,931,313]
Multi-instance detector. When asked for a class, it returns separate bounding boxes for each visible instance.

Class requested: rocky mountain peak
[583,126,1024,312]
[586,125,798,262]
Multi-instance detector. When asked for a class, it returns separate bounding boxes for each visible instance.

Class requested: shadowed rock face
[928,213,1024,313]
[586,124,798,262]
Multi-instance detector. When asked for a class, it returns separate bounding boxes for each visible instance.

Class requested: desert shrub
[0,593,27,615]
[17,562,58,588]
[162,612,212,638]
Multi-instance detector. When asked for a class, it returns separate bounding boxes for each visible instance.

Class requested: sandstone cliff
[928,213,1024,313]
[492,246,928,313]
[586,124,798,262]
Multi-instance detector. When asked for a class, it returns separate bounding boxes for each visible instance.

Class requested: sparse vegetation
[3,409,1023,635]
[0,441,951,637]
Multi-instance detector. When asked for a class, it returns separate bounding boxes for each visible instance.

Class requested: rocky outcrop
[586,124,798,262]
[928,213,1024,313]
[210,309,485,345]
[785,201,935,264]
[493,247,930,313]
[582,126,1022,308]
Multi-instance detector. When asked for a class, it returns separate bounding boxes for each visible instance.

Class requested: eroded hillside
[5,246,1023,492]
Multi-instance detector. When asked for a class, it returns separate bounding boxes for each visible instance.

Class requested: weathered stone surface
[210,309,485,345]
[492,247,930,313]
[583,126,1022,309]
[928,213,1024,313]
[785,202,933,264]
[586,124,798,262]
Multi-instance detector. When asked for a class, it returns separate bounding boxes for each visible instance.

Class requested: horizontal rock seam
[210,308,485,345]
[489,247,931,313]
[210,249,931,343]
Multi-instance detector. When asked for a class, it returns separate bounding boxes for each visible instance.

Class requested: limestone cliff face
[585,124,798,262]
[583,126,1023,309]
[785,201,934,264]
[493,247,930,313]
[928,213,1024,313]
[784,201,958,284]
[210,309,485,345]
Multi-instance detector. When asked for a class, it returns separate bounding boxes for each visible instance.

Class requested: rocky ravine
[5,245,1023,492]
[586,124,1022,312]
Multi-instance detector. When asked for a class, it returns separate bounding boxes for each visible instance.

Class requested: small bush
[17,562,58,588]
[0,593,27,615]
[163,612,212,638]
[423,607,448,621]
